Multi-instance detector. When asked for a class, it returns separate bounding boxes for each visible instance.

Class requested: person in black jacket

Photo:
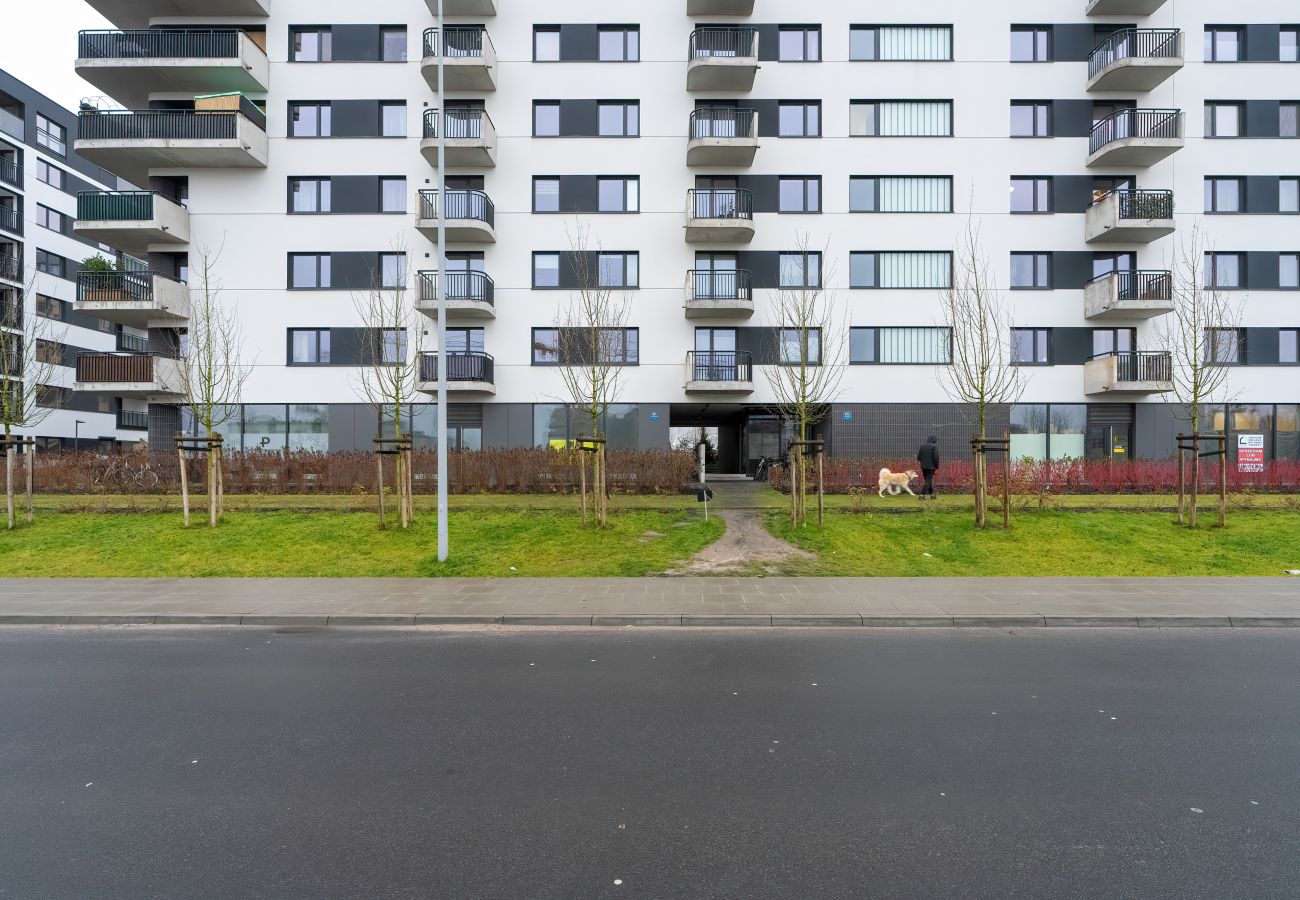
[916,435,940,500]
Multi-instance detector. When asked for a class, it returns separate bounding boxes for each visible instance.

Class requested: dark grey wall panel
[1244,25,1280,62]
[1054,175,1099,212]
[753,24,781,62]
[639,404,670,452]
[1053,99,1097,137]
[825,402,1011,458]
[328,404,368,452]
[1051,327,1094,365]
[1245,176,1280,214]
[1052,24,1100,62]
[332,25,381,62]
[148,404,183,453]
[1134,403,1180,459]
[147,327,181,358]
[735,326,777,364]
[1245,328,1279,365]
[556,175,598,213]
[327,327,365,366]
[481,403,510,449]
[558,100,598,136]
[558,24,600,61]
[1246,251,1279,291]
[738,175,781,212]
[330,252,377,291]
[735,250,779,289]
[748,99,780,137]
[331,176,380,214]
[331,100,380,138]
[1052,251,1096,289]
[1245,100,1280,138]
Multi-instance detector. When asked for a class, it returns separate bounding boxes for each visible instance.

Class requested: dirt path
[663,509,813,575]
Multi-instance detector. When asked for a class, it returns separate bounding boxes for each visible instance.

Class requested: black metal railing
[689,27,758,60]
[418,189,494,227]
[423,26,489,58]
[0,157,20,189]
[1092,350,1173,383]
[1089,109,1182,155]
[1093,189,1174,220]
[117,409,149,430]
[78,104,267,140]
[77,269,179,303]
[1088,29,1181,80]
[690,107,757,140]
[0,250,20,282]
[419,351,494,384]
[78,29,244,60]
[418,270,494,306]
[0,205,20,235]
[117,331,151,353]
[687,350,753,383]
[688,189,753,220]
[688,269,753,302]
[77,190,158,222]
[1088,269,1173,301]
[423,108,490,140]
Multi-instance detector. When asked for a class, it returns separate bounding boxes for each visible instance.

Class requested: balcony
[1084,270,1173,319]
[74,191,190,255]
[74,353,183,401]
[117,409,149,431]
[685,351,754,393]
[685,269,754,318]
[687,0,755,13]
[0,204,20,238]
[1085,190,1175,244]
[1086,0,1167,16]
[0,251,20,284]
[415,270,495,319]
[74,270,191,328]
[1084,351,1173,396]
[76,30,269,109]
[0,156,20,192]
[416,189,495,244]
[425,0,496,15]
[422,28,497,92]
[421,109,496,168]
[83,0,269,29]
[688,28,759,92]
[687,108,758,167]
[75,103,268,187]
[685,189,754,243]
[1087,30,1183,92]
[1086,109,1183,168]
[418,351,496,395]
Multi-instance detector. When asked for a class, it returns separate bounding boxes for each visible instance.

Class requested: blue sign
[842,411,853,422]
[649,411,660,422]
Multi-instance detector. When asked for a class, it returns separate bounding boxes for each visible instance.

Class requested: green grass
[0,509,724,578]
[766,508,1300,577]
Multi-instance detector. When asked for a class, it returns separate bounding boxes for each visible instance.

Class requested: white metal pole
[435,0,449,562]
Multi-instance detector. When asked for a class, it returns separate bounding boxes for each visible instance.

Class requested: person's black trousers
[921,468,936,497]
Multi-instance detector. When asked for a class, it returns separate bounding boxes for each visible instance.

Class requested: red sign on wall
[1237,434,1265,473]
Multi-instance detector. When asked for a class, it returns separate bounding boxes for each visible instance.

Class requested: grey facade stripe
[738,175,781,213]
[1246,251,1280,291]
[330,251,380,291]
[1245,100,1280,138]
[1050,327,1094,365]
[1053,99,1097,138]
[1051,251,1096,290]
[735,250,780,289]
[331,176,381,214]
[1244,25,1281,62]
[1051,24,1104,63]
[748,99,782,138]
[331,25,383,62]
[1245,328,1280,365]
[1053,175,1100,213]
[558,99,598,137]
[331,100,382,138]
[558,24,600,61]
[1244,176,1280,214]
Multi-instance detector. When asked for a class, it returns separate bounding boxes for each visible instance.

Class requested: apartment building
[0,68,145,451]
[63,0,1299,472]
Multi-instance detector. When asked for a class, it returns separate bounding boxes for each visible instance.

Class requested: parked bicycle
[93,456,161,488]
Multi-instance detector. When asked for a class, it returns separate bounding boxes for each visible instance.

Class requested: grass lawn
[767,508,1300,577]
[0,509,724,578]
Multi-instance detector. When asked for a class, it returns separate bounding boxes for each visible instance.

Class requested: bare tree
[0,274,66,528]
[763,236,845,528]
[351,244,421,528]
[1155,220,1244,527]
[177,244,251,527]
[549,222,632,527]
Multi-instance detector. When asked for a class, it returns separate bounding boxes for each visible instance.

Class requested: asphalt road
[1,626,1298,900]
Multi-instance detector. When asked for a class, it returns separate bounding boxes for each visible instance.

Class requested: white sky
[1,0,112,110]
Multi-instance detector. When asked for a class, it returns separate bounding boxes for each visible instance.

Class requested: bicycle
[93,457,161,489]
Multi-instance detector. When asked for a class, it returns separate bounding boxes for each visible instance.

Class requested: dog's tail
[879,467,891,478]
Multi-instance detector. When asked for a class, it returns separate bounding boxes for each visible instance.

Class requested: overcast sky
[1,0,112,110]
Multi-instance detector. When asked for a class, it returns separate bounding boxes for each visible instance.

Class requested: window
[1205,102,1242,138]
[598,252,638,288]
[779,328,821,365]
[598,26,639,62]
[1281,330,1298,363]
[290,102,331,137]
[35,339,64,366]
[380,253,406,290]
[850,100,952,137]
[778,101,820,137]
[380,328,406,364]
[1283,178,1300,213]
[1283,103,1299,138]
[598,177,639,213]
[1010,26,1051,62]
[35,160,64,189]
[35,294,62,321]
[291,27,332,62]
[534,27,560,62]
[1204,27,1242,62]
[35,114,65,156]
[779,177,820,213]
[534,101,560,137]
[850,252,952,289]
[1204,177,1243,213]
[849,25,951,61]
[533,177,560,212]
[1204,252,1244,288]
[1011,253,1051,289]
[1011,328,1050,365]
[290,178,331,213]
[1205,328,1242,364]
[380,177,406,213]
[850,327,951,364]
[1281,253,1300,289]
[532,328,559,364]
[381,28,406,62]
[598,328,638,365]
[35,250,64,278]
[35,204,65,232]
[1282,28,1299,63]
[289,253,330,289]
[444,327,484,356]
[1011,101,1051,137]
[850,176,952,213]
[289,329,331,364]
[1092,328,1135,356]
[380,102,406,137]
[778,26,820,62]
[598,101,639,137]
[533,253,560,288]
[779,252,821,289]
[1010,177,1052,213]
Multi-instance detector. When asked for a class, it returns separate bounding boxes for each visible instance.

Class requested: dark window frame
[1010,252,1052,290]
[532,176,561,213]
[597,176,640,213]
[1010,176,1053,213]
[288,177,331,214]
[597,100,640,137]
[288,101,332,138]
[287,328,332,366]
[1203,26,1243,63]
[1010,327,1052,366]
[1204,328,1245,365]
[778,251,823,289]
[778,100,822,138]
[1010,100,1052,138]
[290,26,333,62]
[1204,176,1244,214]
[597,25,640,62]
[777,25,822,62]
[288,252,331,290]
[1010,25,1052,63]
[777,327,822,366]
[533,26,561,62]
[778,176,822,213]
[532,252,561,289]
[1204,251,1246,289]
[1204,101,1244,138]
[533,100,561,137]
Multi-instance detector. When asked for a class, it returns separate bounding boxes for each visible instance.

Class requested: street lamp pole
[74,419,85,454]
[435,0,449,562]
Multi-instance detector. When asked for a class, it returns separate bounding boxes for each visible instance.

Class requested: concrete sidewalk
[0,577,1298,627]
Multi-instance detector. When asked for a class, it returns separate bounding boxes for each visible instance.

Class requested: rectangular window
[380,27,407,62]
[1205,102,1242,138]
[850,100,952,137]
[850,176,953,213]
[534,101,561,137]
[289,328,331,364]
[779,252,821,289]
[380,253,406,290]
[533,177,560,212]
[1010,177,1052,213]
[1092,328,1135,356]
[289,253,330,289]
[778,177,821,213]
[1204,177,1243,213]
[850,252,952,289]
[597,328,639,365]
[598,26,639,61]
[290,102,331,137]
[1011,252,1051,289]
[778,101,820,137]
[533,253,560,288]
[380,328,406,364]
[1282,28,1299,62]
[1281,253,1300,289]
[1283,103,1299,138]
[35,339,64,365]
[598,252,638,288]
[1011,328,1050,365]
[1205,328,1242,364]
[35,250,64,278]
[1204,252,1244,288]
[778,26,821,62]
[35,114,65,156]
[851,327,951,364]
[598,177,639,213]
[380,102,406,137]
[1011,101,1051,137]
[35,160,64,189]
[35,204,65,232]
[534,26,560,62]
[779,328,821,365]
[1280,329,1298,363]
[532,328,559,364]
[444,327,485,356]
[1282,178,1300,213]
[379,177,406,213]
[598,101,639,137]
[1010,26,1051,62]
[1204,27,1242,62]
[849,25,952,62]
[290,177,331,213]
[291,27,332,62]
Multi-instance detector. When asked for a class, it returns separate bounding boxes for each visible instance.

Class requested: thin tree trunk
[376,454,386,529]
[598,443,608,528]
[397,451,408,529]
[1002,431,1011,529]
[25,441,34,524]
[816,451,824,528]
[1189,435,1200,529]
[1176,446,1185,525]
[406,448,415,525]
[179,448,190,528]
[579,450,588,526]
[216,447,225,521]
[5,445,14,530]
[1218,439,1226,527]
[208,447,217,527]
[788,444,797,530]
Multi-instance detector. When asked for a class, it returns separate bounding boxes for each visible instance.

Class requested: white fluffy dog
[878,468,918,497]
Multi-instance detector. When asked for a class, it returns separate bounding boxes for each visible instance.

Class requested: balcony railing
[0,251,20,281]
[1095,189,1174,220]
[690,107,757,140]
[0,205,20,235]
[419,351,494,384]
[423,26,489,57]
[117,409,149,430]
[117,331,151,353]
[1093,350,1172,383]
[78,28,243,59]
[76,352,157,383]
[1088,269,1173,301]
[423,108,490,140]
[79,103,267,139]
[77,190,157,221]
[688,189,753,220]
[0,157,19,189]
[1089,109,1181,155]
[689,27,758,60]
[418,270,494,306]
[418,189,494,227]
[689,269,752,301]
[77,269,180,302]
[687,350,752,382]
[1087,29,1180,79]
